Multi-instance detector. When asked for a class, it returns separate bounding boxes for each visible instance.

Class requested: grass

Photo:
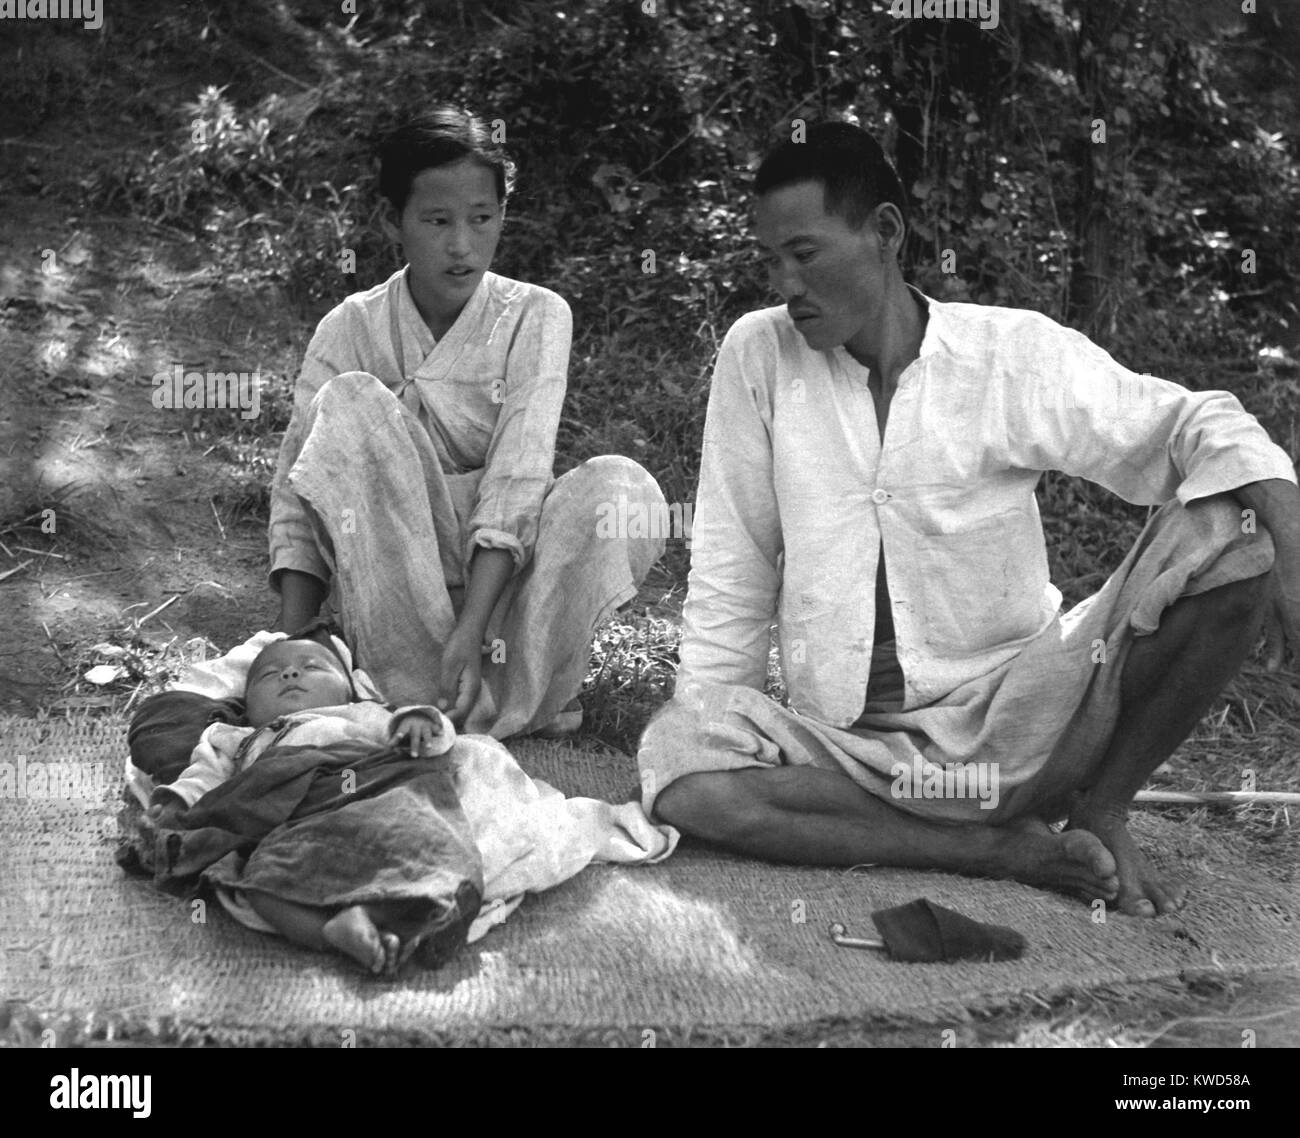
[580,610,681,753]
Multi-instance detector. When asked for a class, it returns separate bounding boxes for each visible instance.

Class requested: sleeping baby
[147,636,481,976]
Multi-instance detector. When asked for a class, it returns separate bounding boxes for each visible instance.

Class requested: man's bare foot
[1066,804,1187,917]
[993,815,1120,901]
[322,906,386,973]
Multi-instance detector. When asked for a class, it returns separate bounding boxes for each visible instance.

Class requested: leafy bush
[68,0,1300,563]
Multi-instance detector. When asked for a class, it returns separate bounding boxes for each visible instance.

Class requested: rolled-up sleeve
[678,316,783,692]
[466,290,571,570]
[1005,318,1297,504]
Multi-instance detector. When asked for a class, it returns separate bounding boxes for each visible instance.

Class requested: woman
[268,107,665,738]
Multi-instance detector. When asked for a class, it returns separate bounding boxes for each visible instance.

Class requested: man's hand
[1234,476,1300,671]
[435,630,483,726]
[1263,561,1300,670]
[389,709,453,757]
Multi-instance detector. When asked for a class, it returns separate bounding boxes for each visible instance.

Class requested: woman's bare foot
[1066,804,1187,917]
[322,906,387,973]
[992,815,1121,901]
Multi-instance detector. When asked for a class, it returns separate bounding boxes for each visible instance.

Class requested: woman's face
[390,159,504,336]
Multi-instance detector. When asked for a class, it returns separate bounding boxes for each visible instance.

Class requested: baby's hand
[389,708,454,758]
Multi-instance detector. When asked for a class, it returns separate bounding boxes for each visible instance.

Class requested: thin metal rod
[828,922,886,951]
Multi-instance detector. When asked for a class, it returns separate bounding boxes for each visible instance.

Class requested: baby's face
[245,640,353,728]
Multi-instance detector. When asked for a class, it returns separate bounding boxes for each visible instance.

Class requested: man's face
[244,641,352,728]
[754,180,887,355]
[391,160,503,330]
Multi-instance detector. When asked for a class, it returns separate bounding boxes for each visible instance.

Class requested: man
[638,122,1300,917]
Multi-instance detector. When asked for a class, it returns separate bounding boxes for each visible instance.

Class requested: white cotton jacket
[680,293,1297,725]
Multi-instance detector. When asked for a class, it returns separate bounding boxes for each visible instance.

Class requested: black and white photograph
[0,0,1296,1079]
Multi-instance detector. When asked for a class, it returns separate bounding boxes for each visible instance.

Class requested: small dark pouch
[871,898,1027,963]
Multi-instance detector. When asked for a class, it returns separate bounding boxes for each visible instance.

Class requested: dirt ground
[2,116,1297,1051]
[0,127,289,714]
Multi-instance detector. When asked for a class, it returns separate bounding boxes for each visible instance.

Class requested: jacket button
[871,488,891,504]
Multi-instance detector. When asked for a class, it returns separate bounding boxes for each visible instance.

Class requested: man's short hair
[754,121,908,233]
[377,106,516,217]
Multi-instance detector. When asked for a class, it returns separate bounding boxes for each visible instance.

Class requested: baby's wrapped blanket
[152,736,483,964]
[124,630,678,950]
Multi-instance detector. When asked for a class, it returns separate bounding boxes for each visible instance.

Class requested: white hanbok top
[270,267,572,582]
[680,293,1296,725]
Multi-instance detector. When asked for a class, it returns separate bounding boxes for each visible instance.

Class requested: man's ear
[875,202,907,261]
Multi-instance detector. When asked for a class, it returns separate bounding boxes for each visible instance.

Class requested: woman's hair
[754,121,908,233]
[377,107,516,216]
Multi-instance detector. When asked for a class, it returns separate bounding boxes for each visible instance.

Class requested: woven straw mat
[1,713,1296,1043]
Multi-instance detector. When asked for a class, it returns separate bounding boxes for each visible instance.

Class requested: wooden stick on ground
[0,558,32,582]
[1136,789,1300,806]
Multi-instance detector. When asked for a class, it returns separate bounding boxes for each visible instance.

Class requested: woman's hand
[389,710,452,757]
[435,630,483,726]
[435,546,512,725]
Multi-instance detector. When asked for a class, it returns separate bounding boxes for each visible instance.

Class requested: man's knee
[1189,570,1272,627]
[1130,571,1272,691]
